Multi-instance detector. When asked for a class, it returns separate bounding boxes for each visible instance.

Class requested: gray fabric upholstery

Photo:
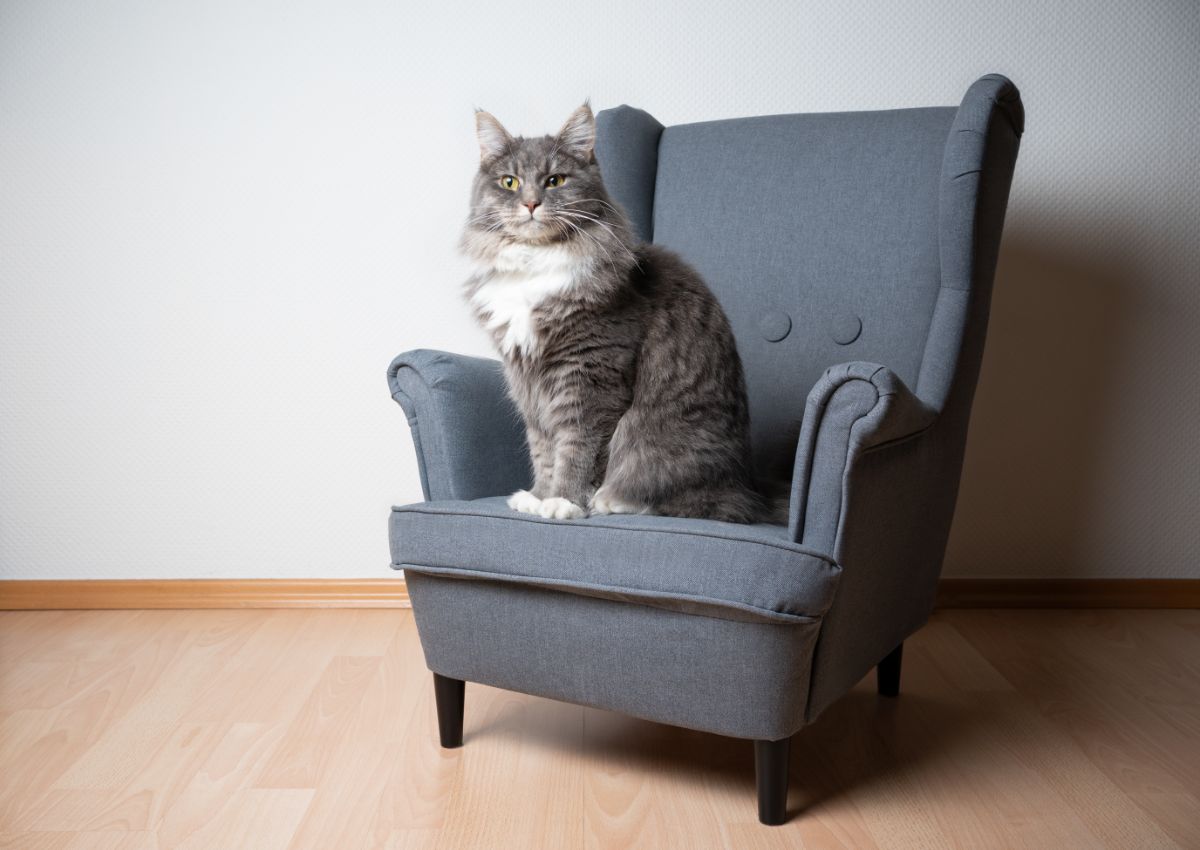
[594,105,664,244]
[799,75,1024,719]
[919,73,1025,413]
[392,496,841,625]
[650,105,954,481]
[388,349,530,501]
[787,361,937,548]
[387,75,1022,741]
[406,571,822,740]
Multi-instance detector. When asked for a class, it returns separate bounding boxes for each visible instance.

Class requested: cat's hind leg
[589,485,651,516]
[589,416,653,516]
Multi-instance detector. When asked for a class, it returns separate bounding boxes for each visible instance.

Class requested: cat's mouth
[506,216,565,245]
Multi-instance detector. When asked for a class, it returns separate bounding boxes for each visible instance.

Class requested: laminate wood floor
[0,608,1197,849]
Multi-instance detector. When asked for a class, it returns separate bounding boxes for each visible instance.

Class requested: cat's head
[463,102,619,249]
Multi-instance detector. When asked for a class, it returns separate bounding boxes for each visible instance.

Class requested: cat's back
[630,242,740,349]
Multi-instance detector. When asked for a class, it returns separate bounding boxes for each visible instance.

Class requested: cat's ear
[556,100,596,163]
[475,110,513,162]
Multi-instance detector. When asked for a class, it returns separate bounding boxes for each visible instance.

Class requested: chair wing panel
[594,105,664,244]
[648,105,955,481]
[917,73,1024,413]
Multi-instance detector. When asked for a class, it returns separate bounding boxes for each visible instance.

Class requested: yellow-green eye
[499,175,520,191]
[545,174,566,188]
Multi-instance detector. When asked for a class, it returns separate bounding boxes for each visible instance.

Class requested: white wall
[2,0,1197,579]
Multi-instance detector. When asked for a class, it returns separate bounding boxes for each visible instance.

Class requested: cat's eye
[545,174,566,188]
[499,175,520,191]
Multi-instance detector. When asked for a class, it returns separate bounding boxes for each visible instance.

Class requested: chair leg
[754,737,790,825]
[877,642,904,697]
[432,673,465,748]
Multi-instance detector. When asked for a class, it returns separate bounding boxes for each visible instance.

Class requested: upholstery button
[831,314,862,345]
[759,310,791,342]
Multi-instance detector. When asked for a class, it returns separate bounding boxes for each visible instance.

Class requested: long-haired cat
[460,102,767,524]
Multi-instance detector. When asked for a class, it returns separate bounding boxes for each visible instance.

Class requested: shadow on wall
[944,228,1134,579]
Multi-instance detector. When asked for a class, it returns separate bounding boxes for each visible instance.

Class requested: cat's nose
[524,201,540,214]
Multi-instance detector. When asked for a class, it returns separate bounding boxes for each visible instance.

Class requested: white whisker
[551,210,641,270]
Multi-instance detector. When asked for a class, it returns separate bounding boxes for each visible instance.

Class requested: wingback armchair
[387,74,1023,825]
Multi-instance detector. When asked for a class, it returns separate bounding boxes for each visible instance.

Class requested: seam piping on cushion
[827,381,881,548]
[801,378,880,549]
[398,563,827,624]
[858,420,936,456]
[647,118,665,243]
[790,371,880,543]
[919,91,984,400]
[390,505,839,566]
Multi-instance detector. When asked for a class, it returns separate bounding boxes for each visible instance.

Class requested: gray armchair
[387,74,1022,825]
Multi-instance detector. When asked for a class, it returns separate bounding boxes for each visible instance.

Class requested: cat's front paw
[537,496,586,520]
[507,489,543,515]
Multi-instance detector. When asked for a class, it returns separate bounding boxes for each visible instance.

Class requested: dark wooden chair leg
[754,737,790,825]
[432,672,465,748]
[877,642,904,697]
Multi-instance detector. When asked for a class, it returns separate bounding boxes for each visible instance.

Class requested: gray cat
[460,102,766,524]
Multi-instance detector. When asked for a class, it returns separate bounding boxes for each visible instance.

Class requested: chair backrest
[596,76,1024,482]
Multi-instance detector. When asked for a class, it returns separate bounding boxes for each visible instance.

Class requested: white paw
[507,489,543,515]
[537,496,586,520]
[590,488,643,515]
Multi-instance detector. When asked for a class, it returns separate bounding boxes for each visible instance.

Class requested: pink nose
[524,201,540,214]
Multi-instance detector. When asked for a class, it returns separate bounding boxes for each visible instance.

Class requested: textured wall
[1,0,1197,579]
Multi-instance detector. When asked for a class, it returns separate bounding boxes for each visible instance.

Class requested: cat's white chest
[470,244,585,356]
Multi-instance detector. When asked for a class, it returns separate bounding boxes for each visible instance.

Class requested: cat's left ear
[556,101,596,163]
[476,110,513,162]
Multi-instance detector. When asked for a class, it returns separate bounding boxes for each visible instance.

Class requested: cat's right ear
[475,110,513,162]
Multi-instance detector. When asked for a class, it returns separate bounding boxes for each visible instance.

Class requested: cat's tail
[652,480,789,525]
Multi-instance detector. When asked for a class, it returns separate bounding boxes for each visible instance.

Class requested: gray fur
[460,103,765,523]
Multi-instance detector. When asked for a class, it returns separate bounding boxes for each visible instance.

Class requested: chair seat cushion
[390,497,842,625]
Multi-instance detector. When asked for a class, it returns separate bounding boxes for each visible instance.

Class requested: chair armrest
[788,362,936,551]
[789,362,968,721]
[387,349,531,501]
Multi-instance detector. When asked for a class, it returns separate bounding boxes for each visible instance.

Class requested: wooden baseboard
[0,579,410,610]
[935,579,1200,609]
[0,578,1195,611]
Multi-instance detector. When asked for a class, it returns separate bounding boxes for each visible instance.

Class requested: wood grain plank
[157,721,289,849]
[43,612,263,793]
[178,610,357,725]
[254,655,381,789]
[64,834,158,850]
[947,611,1189,848]
[0,622,195,827]
[364,616,460,840]
[431,684,584,850]
[173,789,313,850]
[0,833,74,850]
[1,608,1197,847]
[21,722,222,831]
[583,708,735,850]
